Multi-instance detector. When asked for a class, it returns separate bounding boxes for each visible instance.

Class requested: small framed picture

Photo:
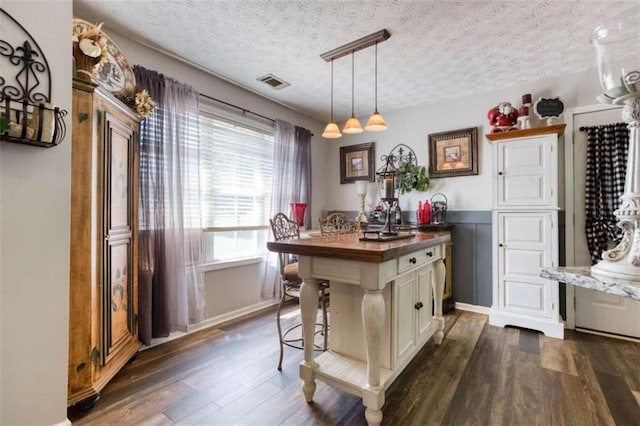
[340,142,375,184]
[428,127,478,178]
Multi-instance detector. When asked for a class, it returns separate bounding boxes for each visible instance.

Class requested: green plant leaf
[76,362,86,373]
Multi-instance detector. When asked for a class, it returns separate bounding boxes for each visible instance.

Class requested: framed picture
[428,127,478,178]
[340,142,375,184]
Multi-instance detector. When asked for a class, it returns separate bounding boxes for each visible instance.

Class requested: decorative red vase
[290,203,307,227]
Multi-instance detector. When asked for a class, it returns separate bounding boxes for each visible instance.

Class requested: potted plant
[397,161,429,194]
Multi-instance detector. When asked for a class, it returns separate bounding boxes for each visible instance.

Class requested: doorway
[565,104,640,339]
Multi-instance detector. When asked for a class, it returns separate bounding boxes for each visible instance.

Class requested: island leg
[362,289,385,426]
[299,277,319,402]
[432,258,446,344]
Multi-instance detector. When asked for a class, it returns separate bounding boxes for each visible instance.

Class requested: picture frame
[340,142,376,184]
[428,127,478,178]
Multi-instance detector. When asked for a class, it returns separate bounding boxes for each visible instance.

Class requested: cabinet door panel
[497,138,553,207]
[102,110,136,365]
[416,265,433,340]
[395,274,416,363]
[503,280,547,315]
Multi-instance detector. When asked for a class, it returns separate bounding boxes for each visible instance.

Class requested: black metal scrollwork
[0,8,67,147]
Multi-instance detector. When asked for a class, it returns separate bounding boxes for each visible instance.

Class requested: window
[199,104,275,264]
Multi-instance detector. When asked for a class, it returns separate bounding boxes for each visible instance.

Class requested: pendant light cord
[374,42,378,112]
[330,59,334,120]
[351,52,355,116]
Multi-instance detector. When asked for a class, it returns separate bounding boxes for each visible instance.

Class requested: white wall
[1,1,72,425]
[324,68,602,214]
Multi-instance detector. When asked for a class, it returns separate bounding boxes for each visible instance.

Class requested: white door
[496,137,554,208]
[571,107,640,338]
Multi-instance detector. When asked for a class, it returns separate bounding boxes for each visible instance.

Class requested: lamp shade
[343,115,364,134]
[365,111,387,131]
[591,15,640,104]
[322,121,342,139]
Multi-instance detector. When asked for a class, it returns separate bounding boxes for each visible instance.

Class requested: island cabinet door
[394,272,417,364]
[416,264,434,341]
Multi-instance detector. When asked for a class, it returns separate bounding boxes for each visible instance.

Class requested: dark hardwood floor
[69,305,640,425]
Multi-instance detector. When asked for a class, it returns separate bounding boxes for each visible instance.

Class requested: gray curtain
[262,119,313,299]
[135,65,206,345]
[583,122,629,265]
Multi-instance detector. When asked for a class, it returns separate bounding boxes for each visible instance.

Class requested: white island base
[281,234,449,426]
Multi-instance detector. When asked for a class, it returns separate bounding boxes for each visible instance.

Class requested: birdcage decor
[431,193,448,225]
[0,10,68,147]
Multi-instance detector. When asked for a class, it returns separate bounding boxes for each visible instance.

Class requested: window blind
[199,111,274,229]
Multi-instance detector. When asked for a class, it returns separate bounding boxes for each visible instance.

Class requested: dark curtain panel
[294,126,312,226]
[134,65,165,344]
[133,65,205,345]
[583,122,629,265]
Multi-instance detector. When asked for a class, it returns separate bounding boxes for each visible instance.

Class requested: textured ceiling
[73,0,639,122]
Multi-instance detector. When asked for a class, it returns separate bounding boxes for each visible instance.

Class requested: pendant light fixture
[321,59,342,139]
[343,51,363,134]
[320,29,390,139]
[365,42,387,132]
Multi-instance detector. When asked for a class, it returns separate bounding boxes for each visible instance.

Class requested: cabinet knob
[414,302,424,310]
[426,251,433,257]
[498,171,504,175]
[498,243,504,247]
[409,257,417,264]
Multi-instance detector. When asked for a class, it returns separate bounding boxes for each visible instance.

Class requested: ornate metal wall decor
[0,8,67,147]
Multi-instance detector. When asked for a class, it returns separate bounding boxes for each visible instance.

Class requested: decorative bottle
[395,204,402,225]
[417,201,423,224]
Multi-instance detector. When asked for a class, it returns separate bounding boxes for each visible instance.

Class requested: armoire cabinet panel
[489,127,565,339]
[494,135,556,208]
[68,79,142,407]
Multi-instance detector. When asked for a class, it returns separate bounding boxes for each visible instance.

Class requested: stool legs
[276,284,287,371]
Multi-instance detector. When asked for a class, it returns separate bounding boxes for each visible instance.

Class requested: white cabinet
[394,263,433,365]
[487,126,565,339]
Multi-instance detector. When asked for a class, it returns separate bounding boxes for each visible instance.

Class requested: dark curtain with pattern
[583,123,629,265]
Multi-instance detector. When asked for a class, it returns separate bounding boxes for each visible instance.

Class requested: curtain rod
[199,93,314,136]
[200,93,276,123]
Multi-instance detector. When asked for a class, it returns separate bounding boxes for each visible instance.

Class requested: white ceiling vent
[257,73,290,90]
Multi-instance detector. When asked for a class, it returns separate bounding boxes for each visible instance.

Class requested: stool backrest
[269,212,300,282]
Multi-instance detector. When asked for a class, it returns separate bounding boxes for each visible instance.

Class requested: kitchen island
[267,231,450,426]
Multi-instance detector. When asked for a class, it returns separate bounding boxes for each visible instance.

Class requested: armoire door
[495,137,554,208]
[497,211,554,318]
[102,111,137,364]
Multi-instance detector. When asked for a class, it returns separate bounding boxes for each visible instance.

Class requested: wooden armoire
[68,78,142,406]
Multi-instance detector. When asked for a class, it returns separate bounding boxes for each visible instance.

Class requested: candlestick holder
[355,180,369,223]
[589,14,640,282]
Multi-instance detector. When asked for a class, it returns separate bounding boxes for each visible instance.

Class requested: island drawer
[397,245,441,273]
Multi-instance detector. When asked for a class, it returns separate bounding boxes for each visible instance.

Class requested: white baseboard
[53,419,72,426]
[143,299,279,350]
[454,302,490,315]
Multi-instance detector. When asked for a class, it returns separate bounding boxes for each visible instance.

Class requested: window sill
[203,256,265,272]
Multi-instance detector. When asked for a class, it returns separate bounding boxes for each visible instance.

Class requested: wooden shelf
[485,124,566,142]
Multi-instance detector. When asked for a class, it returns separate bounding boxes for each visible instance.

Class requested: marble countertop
[541,266,640,301]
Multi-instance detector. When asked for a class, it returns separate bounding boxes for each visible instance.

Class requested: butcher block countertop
[267,231,451,263]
